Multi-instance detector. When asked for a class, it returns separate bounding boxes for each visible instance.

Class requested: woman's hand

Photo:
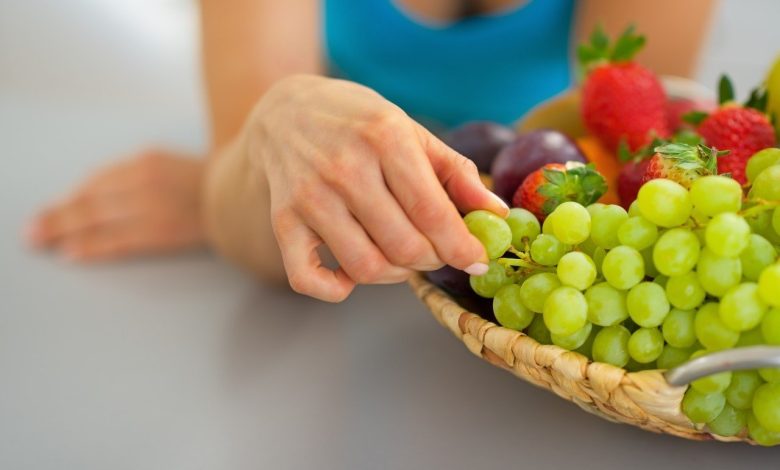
[27,150,206,261]
[246,75,509,301]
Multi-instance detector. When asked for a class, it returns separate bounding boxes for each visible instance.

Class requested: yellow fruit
[767,54,780,134]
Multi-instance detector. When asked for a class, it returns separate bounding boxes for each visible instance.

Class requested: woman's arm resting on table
[26,0,321,261]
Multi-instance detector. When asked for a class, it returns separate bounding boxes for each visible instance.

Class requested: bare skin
[27,0,717,301]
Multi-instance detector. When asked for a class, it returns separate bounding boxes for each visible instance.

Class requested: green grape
[617,216,658,250]
[578,237,598,257]
[696,247,742,297]
[751,210,780,245]
[623,316,641,333]
[759,264,780,307]
[725,370,764,410]
[694,302,739,350]
[761,368,780,383]
[552,322,593,350]
[493,284,535,331]
[574,325,600,358]
[586,203,606,217]
[627,327,664,363]
[719,283,768,332]
[592,325,631,367]
[530,234,568,266]
[637,179,692,228]
[506,208,540,249]
[519,272,561,313]
[590,204,628,249]
[662,308,697,348]
[627,282,670,327]
[689,175,743,216]
[602,245,645,290]
[469,260,512,298]
[707,404,747,437]
[654,275,669,288]
[665,272,706,310]
[762,369,780,384]
[753,383,780,432]
[551,202,591,245]
[689,350,732,393]
[625,357,656,372]
[627,200,642,217]
[526,314,552,345]
[746,148,780,183]
[556,252,597,290]
[653,228,700,276]
[585,282,629,326]
[737,326,765,347]
[773,207,780,235]
[740,234,777,281]
[542,213,556,235]
[705,212,751,257]
[641,247,659,278]
[682,388,726,424]
[656,345,693,369]
[748,412,780,446]
[761,308,780,345]
[464,210,512,259]
[628,200,642,217]
[592,247,606,276]
[543,286,588,336]
[749,165,780,201]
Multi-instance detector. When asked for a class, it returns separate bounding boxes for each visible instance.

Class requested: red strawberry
[642,143,723,188]
[513,162,607,220]
[694,76,777,184]
[579,26,670,152]
[617,159,650,209]
[665,97,715,132]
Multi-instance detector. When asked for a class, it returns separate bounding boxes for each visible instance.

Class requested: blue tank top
[323,0,575,130]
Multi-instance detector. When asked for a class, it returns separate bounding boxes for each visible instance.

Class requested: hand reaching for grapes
[27,150,206,261]
[209,75,510,302]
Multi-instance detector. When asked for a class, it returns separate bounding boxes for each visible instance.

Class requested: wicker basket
[409,274,756,443]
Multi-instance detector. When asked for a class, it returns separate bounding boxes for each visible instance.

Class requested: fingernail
[490,192,510,213]
[464,262,489,276]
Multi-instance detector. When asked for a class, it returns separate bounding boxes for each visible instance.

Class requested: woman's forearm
[576,0,717,78]
[199,0,322,150]
[203,126,286,283]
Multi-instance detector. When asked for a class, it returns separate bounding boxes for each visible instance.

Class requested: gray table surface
[2,1,780,468]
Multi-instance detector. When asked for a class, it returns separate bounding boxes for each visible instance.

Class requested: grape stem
[740,198,780,219]
[497,257,555,273]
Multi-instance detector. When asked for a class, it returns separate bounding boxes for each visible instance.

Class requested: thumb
[419,124,510,218]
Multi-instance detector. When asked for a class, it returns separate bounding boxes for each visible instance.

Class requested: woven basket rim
[409,272,757,444]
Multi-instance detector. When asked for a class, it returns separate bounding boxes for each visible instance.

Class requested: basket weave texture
[410,273,754,443]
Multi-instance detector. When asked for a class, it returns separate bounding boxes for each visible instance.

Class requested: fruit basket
[411,274,777,443]
[417,27,780,445]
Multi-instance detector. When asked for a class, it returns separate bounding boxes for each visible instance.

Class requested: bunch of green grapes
[464,149,780,444]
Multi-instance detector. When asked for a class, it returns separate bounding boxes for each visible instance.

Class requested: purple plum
[425,265,472,297]
[490,129,587,203]
[443,121,516,173]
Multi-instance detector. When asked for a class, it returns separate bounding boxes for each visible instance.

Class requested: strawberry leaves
[537,164,607,214]
[578,24,646,72]
[654,143,728,176]
[719,75,735,105]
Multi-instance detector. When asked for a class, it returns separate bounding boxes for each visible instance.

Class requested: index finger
[380,140,489,275]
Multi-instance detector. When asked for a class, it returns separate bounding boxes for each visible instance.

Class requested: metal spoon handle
[664,346,780,386]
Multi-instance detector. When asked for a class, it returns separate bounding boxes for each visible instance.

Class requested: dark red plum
[443,121,516,173]
[491,129,587,203]
[425,265,472,297]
